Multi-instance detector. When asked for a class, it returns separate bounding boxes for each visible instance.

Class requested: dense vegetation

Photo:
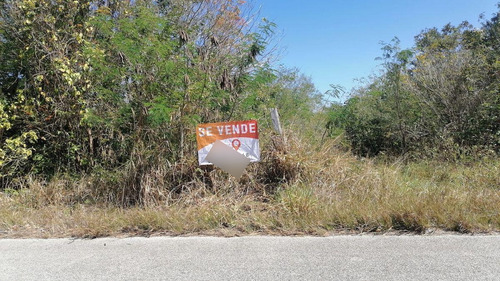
[0,0,281,181]
[326,17,500,158]
[0,1,499,236]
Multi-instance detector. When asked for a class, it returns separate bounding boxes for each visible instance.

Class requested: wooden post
[270,108,287,146]
[270,108,283,135]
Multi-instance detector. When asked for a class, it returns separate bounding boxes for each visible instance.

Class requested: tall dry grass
[1,131,499,238]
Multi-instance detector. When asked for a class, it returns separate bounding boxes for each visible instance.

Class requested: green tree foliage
[228,65,323,139]
[82,1,181,168]
[2,0,498,190]
[0,0,276,185]
[327,40,420,156]
[266,67,321,127]
[410,19,499,152]
[328,9,500,157]
[0,0,92,177]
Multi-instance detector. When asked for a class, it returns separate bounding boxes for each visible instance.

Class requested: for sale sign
[196,120,260,165]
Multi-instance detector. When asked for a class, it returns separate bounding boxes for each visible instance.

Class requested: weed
[1,135,499,238]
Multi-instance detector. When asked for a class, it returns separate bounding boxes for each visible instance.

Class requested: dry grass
[1,133,499,238]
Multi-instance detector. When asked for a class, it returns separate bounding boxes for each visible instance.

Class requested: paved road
[1,235,499,280]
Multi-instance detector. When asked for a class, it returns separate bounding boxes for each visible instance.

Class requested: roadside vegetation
[1,0,499,238]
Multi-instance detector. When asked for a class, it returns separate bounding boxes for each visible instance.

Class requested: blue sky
[253,0,500,97]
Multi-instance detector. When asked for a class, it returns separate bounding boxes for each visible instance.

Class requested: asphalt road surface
[1,235,499,280]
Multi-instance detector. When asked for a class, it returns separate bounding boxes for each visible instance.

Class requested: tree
[0,0,92,178]
[330,40,419,157]
[378,38,415,154]
[411,20,499,150]
[0,0,277,186]
[331,12,500,158]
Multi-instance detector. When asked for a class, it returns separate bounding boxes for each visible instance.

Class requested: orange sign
[196,120,260,165]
